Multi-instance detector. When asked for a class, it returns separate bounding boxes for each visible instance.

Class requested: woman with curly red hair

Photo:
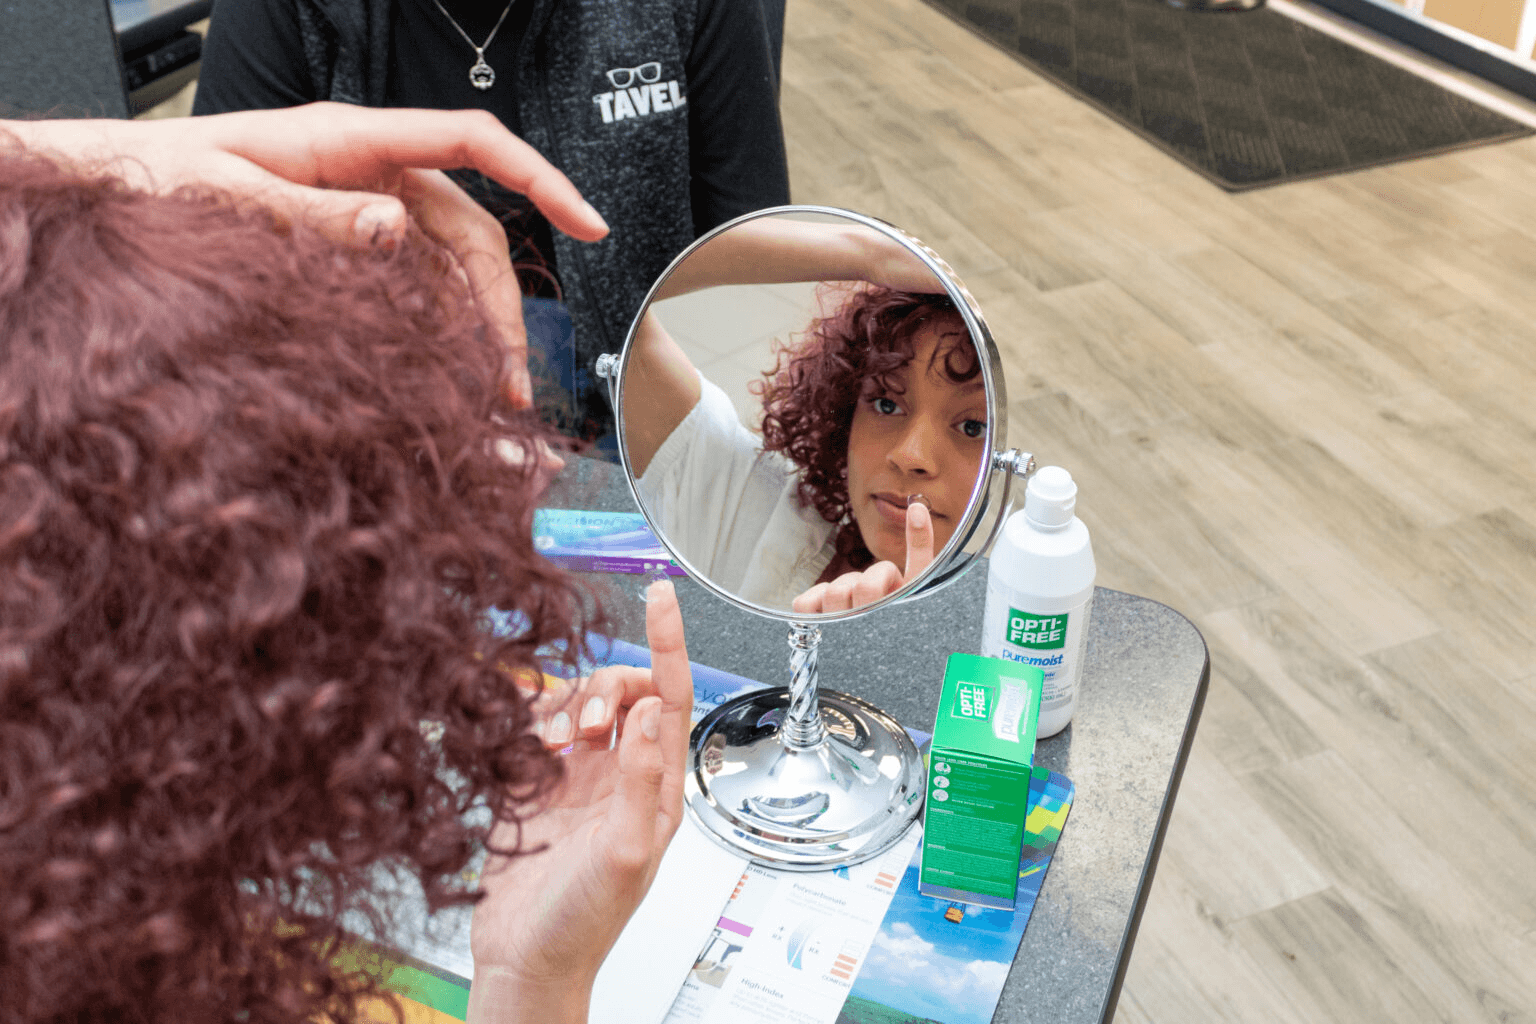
[2,110,692,1024]
[626,218,989,614]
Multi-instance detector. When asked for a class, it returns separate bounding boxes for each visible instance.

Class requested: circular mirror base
[684,688,926,870]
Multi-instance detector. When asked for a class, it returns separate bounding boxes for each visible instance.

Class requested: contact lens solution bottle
[980,466,1095,739]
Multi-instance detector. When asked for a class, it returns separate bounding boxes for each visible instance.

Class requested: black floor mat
[923,0,1533,189]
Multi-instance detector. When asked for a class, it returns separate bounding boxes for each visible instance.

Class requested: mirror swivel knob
[594,352,620,380]
[993,448,1036,479]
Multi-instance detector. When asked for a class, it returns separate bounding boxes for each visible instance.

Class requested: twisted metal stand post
[781,622,826,749]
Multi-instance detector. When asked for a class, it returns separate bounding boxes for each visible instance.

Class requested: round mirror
[597,207,1032,869]
[613,208,1006,620]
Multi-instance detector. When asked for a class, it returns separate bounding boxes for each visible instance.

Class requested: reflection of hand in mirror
[790,499,935,614]
[652,217,936,299]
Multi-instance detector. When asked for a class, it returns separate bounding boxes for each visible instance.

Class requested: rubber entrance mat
[922,0,1533,189]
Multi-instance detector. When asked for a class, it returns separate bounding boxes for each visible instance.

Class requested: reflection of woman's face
[845,322,987,566]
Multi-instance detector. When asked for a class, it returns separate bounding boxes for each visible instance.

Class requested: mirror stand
[683,623,926,870]
[599,206,1036,870]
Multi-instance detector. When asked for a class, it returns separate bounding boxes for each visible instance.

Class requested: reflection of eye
[872,396,901,416]
[960,419,986,439]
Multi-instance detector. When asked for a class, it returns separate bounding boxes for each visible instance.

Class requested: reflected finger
[792,582,830,615]
[851,561,902,608]
[903,501,936,579]
[824,572,863,613]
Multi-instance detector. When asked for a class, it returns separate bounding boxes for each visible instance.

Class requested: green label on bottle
[1005,608,1068,650]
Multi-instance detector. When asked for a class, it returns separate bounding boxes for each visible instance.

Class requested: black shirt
[194,0,786,297]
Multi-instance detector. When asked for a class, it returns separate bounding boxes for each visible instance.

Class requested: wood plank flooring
[778,1,1536,1020]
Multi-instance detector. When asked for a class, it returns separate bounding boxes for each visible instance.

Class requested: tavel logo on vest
[1005,608,1067,650]
[593,61,686,123]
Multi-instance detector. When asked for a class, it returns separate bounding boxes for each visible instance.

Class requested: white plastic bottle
[980,466,1095,738]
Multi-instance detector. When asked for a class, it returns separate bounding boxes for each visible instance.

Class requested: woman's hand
[5,104,609,406]
[852,225,949,294]
[792,500,937,614]
[466,581,693,1024]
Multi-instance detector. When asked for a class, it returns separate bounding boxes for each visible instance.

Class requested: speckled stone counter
[547,459,1210,1024]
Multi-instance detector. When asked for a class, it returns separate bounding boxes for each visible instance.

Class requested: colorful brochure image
[532,508,685,576]
[839,767,1074,1024]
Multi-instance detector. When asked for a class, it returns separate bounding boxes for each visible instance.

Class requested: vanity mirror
[596,207,1035,869]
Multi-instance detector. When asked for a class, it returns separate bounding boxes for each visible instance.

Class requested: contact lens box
[918,653,1044,911]
[532,509,685,577]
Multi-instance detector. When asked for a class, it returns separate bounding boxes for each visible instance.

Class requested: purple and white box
[532,509,686,577]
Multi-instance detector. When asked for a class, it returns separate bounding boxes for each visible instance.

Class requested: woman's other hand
[6,104,609,407]
[792,499,936,614]
[466,580,692,1024]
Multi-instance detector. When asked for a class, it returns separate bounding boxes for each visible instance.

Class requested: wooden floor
[778,1,1536,1021]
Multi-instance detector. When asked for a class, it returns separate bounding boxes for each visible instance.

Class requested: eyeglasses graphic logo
[605,62,662,89]
[593,61,686,124]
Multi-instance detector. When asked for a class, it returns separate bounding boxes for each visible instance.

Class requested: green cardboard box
[918,653,1044,910]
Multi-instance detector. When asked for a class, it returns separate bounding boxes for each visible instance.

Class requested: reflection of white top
[637,375,836,610]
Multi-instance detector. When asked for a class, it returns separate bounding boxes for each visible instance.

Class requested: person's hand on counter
[4,104,609,407]
[466,580,693,1024]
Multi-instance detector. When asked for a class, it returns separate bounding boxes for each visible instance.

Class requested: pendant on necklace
[469,55,495,90]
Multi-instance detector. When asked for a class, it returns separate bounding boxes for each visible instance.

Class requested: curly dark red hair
[755,287,978,570]
[0,147,591,1023]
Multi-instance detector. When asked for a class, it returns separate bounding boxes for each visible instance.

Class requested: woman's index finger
[350,109,610,241]
[644,580,693,817]
[644,581,692,717]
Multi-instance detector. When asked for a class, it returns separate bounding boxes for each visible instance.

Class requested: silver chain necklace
[428,0,517,90]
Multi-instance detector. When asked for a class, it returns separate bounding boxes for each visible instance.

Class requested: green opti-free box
[918,653,1044,910]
